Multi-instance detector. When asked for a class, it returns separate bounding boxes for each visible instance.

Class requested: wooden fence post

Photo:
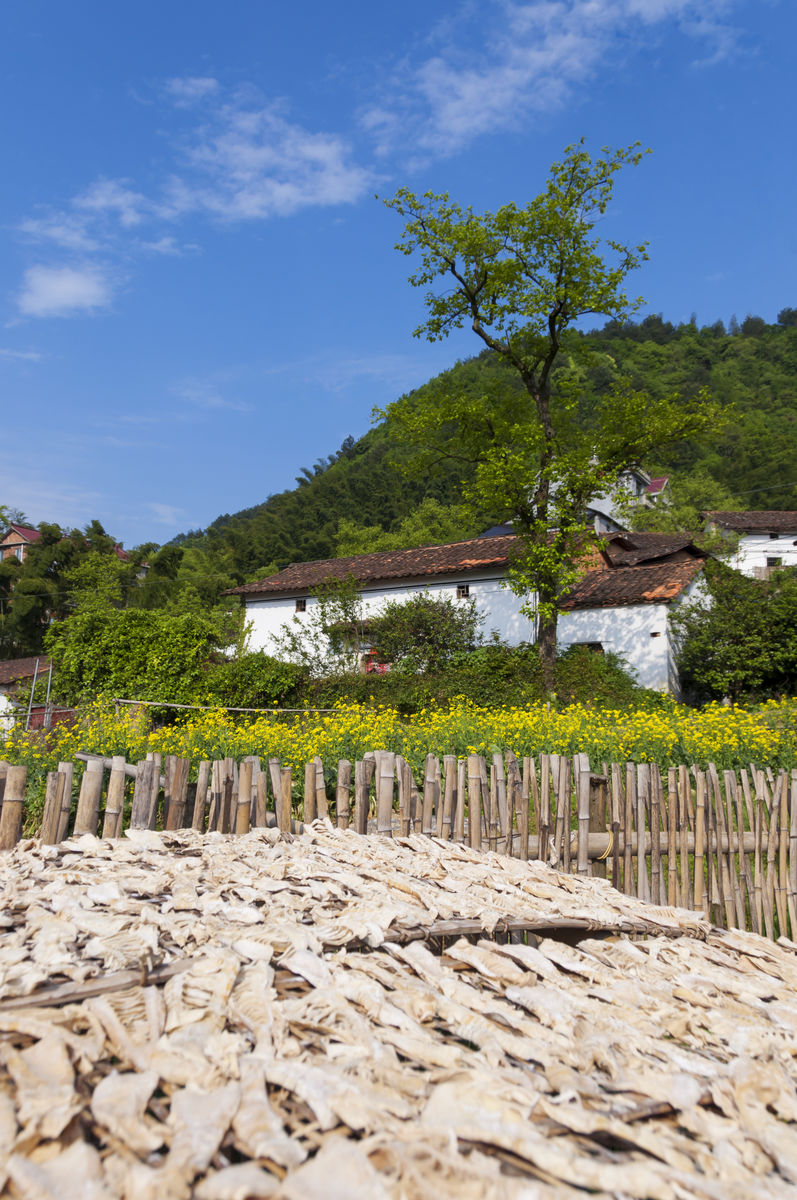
[40,770,66,844]
[375,751,395,837]
[102,755,127,838]
[56,761,74,841]
[73,759,104,836]
[0,765,26,850]
[191,761,211,831]
[336,760,351,829]
[236,759,252,835]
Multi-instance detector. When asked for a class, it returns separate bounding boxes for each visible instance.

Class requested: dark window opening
[295,598,306,612]
[766,557,782,568]
[769,532,780,541]
[456,584,470,599]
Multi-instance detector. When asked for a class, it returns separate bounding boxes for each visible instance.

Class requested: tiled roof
[0,656,50,686]
[561,559,704,610]
[228,535,526,596]
[0,524,41,544]
[645,476,669,496]
[603,532,699,568]
[704,510,797,534]
[229,530,705,607]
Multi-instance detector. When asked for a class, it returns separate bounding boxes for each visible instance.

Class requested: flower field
[4,697,797,804]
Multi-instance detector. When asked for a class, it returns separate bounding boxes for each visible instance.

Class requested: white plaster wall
[244,571,537,655]
[729,532,797,576]
[558,603,671,691]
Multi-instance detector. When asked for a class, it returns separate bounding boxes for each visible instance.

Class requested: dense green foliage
[368,593,483,672]
[306,644,651,714]
[674,561,797,703]
[44,608,232,705]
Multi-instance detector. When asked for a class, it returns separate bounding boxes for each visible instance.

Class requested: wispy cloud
[147,501,185,525]
[17,265,113,317]
[0,346,44,361]
[169,98,372,220]
[175,380,253,413]
[164,76,220,107]
[361,0,742,158]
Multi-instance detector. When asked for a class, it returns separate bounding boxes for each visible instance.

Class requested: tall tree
[382,140,720,686]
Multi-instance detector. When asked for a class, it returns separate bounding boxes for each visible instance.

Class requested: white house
[230,531,706,693]
[703,511,797,578]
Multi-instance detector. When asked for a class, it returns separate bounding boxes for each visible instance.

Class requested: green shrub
[204,651,308,709]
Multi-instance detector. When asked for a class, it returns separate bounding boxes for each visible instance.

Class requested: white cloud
[75,178,148,227]
[18,212,99,251]
[17,265,113,318]
[147,502,185,525]
[0,347,44,361]
[140,235,183,255]
[361,0,742,158]
[165,76,220,107]
[176,380,253,413]
[171,101,372,220]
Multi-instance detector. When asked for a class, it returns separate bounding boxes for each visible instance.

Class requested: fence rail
[1,750,796,942]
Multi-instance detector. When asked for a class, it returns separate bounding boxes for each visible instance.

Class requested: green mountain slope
[174,312,797,584]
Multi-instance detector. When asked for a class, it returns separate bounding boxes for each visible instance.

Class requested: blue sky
[1,0,793,549]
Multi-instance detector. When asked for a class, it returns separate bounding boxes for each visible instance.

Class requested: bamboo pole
[336,760,351,829]
[789,769,797,939]
[624,763,635,896]
[754,768,764,936]
[610,763,622,892]
[0,765,26,850]
[191,760,211,831]
[40,770,66,844]
[314,756,328,820]
[422,753,438,837]
[56,761,74,842]
[440,755,456,841]
[650,765,663,905]
[375,751,395,837]
[102,755,127,838]
[678,765,691,912]
[236,759,252,835]
[777,771,789,937]
[667,767,678,907]
[725,769,749,931]
[73,759,104,836]
[637,764,650,903]
[304,761,317,823]
[694,770,706,915]
[164,757,190,831]
[488,759,499,852]
[539,754,551,863]
[278,767,292,833]
[255,772,269,828]
[467,756,482,851]
[455,759,466,843]
[493,753,508,853]
[763,771,778,939]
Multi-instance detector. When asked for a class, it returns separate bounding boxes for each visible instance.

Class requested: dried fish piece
[167,1081,241,1174]
[6,1140,114,1200]
[232,1058,306,1167]
[193,1162,281,1199]
[278,1135,389,1200]
[90,1068,165,1156]
[2,1031,81,1140]
[164,951,241,1032]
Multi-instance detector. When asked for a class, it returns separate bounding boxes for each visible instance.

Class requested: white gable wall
[558,603,671,691]
[244,570,536,656]
[729,531,797,577]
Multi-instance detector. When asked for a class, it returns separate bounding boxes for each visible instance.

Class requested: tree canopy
[381,141,721,684]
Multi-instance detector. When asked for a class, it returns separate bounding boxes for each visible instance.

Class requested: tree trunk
[537,610,557,693]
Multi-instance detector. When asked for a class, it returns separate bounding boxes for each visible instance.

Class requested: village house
[703,510,797,578]
[230,530,705,694]
[0,524,42,563]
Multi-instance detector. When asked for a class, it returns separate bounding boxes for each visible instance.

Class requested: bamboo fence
[1,749,796,941]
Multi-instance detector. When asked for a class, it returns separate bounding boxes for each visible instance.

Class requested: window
[650,631,662,638]
[295,598,306,613]
[766,556,782,568]
[456,584,470,599]
[769,532,780,541]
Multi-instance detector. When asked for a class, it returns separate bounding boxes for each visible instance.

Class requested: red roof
[645,476,669,496]
[704,510,797,534]
[1,524,41,544]
[0,656,50,686]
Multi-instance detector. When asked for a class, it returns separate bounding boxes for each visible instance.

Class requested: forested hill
[173,310,797,586]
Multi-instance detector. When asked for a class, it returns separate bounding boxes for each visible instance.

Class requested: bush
[204,651,308,710]
[369,592,482,672]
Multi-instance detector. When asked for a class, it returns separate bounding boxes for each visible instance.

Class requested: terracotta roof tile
[561,559,704,610]
[228,535,525,596]
[704,510,797,534]
[0,656,50,686]
[1,524,41,544]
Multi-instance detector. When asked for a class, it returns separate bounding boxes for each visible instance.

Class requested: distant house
[0,656,50,730]
[0,524,42,563]
[703,511,797,579]
[588,468,670,534]
[229,530,705,693]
